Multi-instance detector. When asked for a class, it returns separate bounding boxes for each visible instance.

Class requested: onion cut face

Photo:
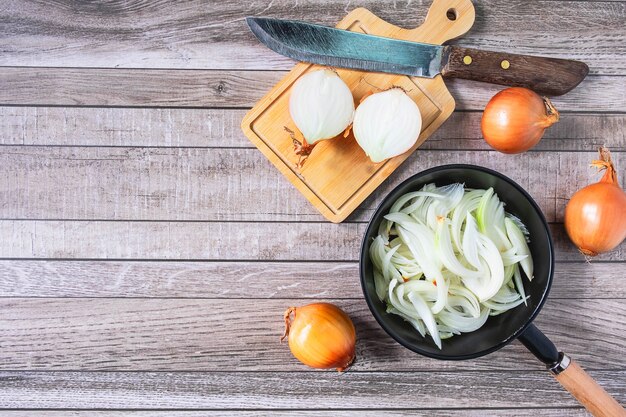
[353,88,422,163]
[370,183,533,349]
[288,69,355,165]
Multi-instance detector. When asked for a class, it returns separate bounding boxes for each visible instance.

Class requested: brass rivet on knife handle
[242,0,477,223]
[441,45,589,96]
[463,55,472,65]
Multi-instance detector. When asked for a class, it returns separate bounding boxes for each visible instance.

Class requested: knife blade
[246,17,589,96]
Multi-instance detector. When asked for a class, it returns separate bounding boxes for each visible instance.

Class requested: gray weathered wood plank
[1,0,624,73]
[1,107,624,151]
[0,298,623,371]
[0,260,620,299]
[0,410,593,416]
[1,220,623,261]
[448,77,626,112]
[1,147,622,223]
[1,0,624,413]
[0,107,248,148]
[0,370,623,409]
[0,68,623,111]
[0,68,279,108]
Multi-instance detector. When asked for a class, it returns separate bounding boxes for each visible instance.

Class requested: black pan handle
[519,324,625,416]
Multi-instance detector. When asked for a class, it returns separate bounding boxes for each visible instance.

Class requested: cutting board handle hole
[446,8,457,21]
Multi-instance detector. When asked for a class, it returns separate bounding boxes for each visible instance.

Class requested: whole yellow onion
[281,302,356,372]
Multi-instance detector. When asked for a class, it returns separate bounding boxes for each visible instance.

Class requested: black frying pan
[359,165,624,416]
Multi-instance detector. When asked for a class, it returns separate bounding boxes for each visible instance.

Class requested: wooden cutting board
[241,0,476,223]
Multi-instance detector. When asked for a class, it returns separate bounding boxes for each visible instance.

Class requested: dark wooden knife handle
[440,45,589,96]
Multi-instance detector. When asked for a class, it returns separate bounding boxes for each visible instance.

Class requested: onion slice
[370,183,534,349]
[505,217,534,280]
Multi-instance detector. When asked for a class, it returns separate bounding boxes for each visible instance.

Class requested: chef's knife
[246,17,588,96]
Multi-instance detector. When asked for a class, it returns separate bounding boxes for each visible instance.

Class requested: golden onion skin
[282,303,356,371]
[564,147,626,256]
[481,87,559,154]
[565,182,626,256]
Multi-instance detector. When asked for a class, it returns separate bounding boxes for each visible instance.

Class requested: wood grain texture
[0,260,620,299]
[241,2,470,222]
[0,298,624,372]
[0,107,247,148]
[1,220,623,261]
[0,370,624,409]
[554,360,626,417]
[0,68,282,108]
[1,107,625,151]
[0,412,595,417]
[0,411,595,417]
[448,76,626,112]
[0,147,622,222]
[443,46,589,95]
[2,0,625,412]
[1,0,624,74]
[0,68,623,111]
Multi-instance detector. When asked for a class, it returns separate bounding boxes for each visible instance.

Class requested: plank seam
[0,406,589,412]
[0,258,620,264]
[0,296,622,300]
[0,144,623,152]
[0,369,623,374]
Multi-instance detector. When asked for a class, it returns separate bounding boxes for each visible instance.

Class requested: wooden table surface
[1,0,625,415]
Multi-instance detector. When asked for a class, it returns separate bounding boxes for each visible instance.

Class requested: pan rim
[359,163,555,360]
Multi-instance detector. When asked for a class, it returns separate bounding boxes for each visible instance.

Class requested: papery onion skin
[282,303,356,372]
[481,87,559,154]
[565,147,626,256]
